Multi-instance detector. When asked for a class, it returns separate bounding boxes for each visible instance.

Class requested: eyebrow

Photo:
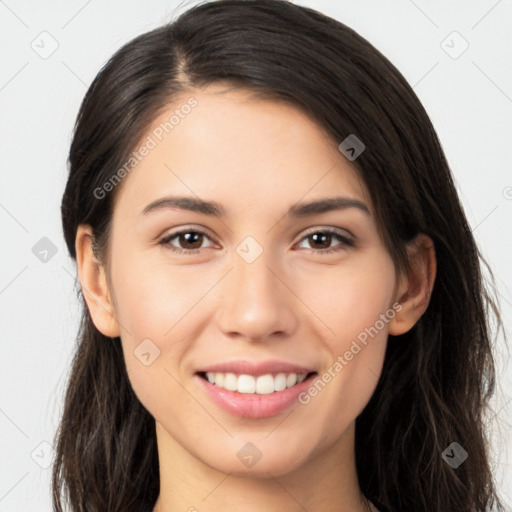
[141,195,370,218]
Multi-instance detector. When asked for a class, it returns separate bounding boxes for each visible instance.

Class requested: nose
[216,251,298,342]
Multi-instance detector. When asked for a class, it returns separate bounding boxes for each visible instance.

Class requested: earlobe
[75,224,121,338]
[388,234,436,336]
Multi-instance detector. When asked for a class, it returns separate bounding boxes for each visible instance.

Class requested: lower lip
[195,373,317,419]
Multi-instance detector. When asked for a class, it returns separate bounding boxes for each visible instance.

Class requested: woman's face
[103,84,401,476]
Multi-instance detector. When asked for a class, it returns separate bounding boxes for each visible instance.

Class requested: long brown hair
[53,1,506,510]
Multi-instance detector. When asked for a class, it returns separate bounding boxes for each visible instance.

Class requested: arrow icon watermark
[338,134,365,161]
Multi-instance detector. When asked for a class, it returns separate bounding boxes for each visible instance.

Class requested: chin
[200,441,311,478]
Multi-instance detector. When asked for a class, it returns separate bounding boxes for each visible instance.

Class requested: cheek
[110,263,196,421]
[298,253,397,345]
[110,246,208,339]
[295,254,395,423]
[108,249,218,404]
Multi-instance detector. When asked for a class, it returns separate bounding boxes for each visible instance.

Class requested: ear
[75,224,121,338]
[388,233,436,336]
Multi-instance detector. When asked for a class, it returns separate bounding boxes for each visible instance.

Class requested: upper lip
[196,359,317,377]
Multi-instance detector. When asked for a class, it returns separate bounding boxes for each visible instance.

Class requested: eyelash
[158,227,355,255]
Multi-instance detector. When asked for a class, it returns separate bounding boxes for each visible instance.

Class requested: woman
[52,1,505,511]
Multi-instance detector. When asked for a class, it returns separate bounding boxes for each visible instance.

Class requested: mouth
[196,371,318,395]
[195,370,318,419]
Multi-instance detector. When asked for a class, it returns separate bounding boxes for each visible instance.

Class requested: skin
[76,83,436,512]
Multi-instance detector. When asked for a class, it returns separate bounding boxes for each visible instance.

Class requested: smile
[195,371,318,418]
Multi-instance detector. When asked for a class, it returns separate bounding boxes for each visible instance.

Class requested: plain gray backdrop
[1,0,511,510]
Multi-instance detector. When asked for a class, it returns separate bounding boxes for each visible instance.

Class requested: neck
[152,421,372,512]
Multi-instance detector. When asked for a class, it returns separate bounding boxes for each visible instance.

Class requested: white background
[0,1,511,510]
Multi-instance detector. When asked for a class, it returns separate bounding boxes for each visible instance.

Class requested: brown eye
[159,229,214,253]
[296,229,354,254]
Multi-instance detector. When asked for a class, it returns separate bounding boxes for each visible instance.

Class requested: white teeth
[238,374,256,393]
[274,373,287,392]
[223,373,238,391]
[203,371,310,394]
[256,374,274,394]
[215,372,224,387]
[286,373,297,387]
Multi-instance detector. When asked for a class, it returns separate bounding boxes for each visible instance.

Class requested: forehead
[112,84,370,220]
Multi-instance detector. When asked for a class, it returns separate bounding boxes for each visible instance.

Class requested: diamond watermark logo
[31,31,59,59]
[441,31,469,60]
[442,442,468,468]
[30,441,55,469]
[32,237,58,263]
[133,338,161,366]
[237,442,262,468]
[338,134,365,161]
[236,236,263,264]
